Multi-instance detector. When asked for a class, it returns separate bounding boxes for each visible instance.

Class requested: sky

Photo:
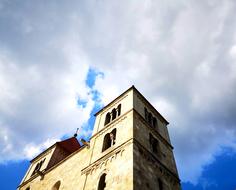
[0,0,236,189]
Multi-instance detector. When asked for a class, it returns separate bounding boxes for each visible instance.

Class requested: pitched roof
[30,137,81,163]
[57,137,81,153]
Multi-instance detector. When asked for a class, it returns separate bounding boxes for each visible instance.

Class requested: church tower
[18,86,181,190]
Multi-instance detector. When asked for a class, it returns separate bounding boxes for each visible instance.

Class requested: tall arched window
[102,129,117,152]
[52,181,61,190]
[98,174,106,190]
[26,187,30,190]
[112,108,116,120]
[117,104,121,116]
[104,113,111,125]
[158,178,163,190]
[102,133,111,152]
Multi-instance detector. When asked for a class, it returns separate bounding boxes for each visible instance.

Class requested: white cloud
[1,0,236,185]
[0,43,95,162]
[23,138,59,160]
[84,0,236,183]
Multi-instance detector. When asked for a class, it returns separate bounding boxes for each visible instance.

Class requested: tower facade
[18,86,181,190]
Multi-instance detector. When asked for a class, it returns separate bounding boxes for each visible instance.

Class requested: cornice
[81,138,133,175]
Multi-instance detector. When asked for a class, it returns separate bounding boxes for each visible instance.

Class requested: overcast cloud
[0,0,236,184]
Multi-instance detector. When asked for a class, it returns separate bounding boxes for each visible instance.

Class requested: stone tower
[18,86,181,190]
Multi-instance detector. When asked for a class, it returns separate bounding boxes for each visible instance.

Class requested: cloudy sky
[0,0,236,189]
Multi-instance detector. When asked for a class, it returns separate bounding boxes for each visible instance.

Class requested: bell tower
[82,86,181,190]
[18,86,181,190]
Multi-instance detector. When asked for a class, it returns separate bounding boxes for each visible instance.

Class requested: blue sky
[0,0,236,189]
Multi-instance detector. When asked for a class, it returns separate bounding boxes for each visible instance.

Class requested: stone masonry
[18,86,181,190]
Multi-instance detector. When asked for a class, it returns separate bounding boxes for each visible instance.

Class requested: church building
[18,86,181,190]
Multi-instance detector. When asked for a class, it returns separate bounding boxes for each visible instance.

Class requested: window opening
[102,129,117,152]
[153,117,157,128]
[144,108,158,129]
[52,181,61,190]
[104,113,111,125]
[110,128,116,145]
[112,108,116,120]
[149,134,159,154]
[98,174,106,190]
[158,178,163,190]
[144,108,148,120]
[104,104,122,126]
[102,133,111,152]
[117,104,121,116]
[31,158,45,176]
[148,113,153,125]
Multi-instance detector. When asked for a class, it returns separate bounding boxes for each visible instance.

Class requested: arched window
[52,181,61,190]
[117,104,121,116]
[112,108,116,120]
[158,178,163,190]
[104,113,111,125]
[102,129,117,152]
[98,174,106,190]
[102,133,111,152]
[26,187,30,190]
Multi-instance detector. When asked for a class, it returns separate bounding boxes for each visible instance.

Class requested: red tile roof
[30,137,81,163]
[57,137,81,154]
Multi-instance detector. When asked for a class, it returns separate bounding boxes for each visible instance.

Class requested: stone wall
[82,141,133,190]
[133,90,171,143]
[133,142,180,190]
[19,146,89,190]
